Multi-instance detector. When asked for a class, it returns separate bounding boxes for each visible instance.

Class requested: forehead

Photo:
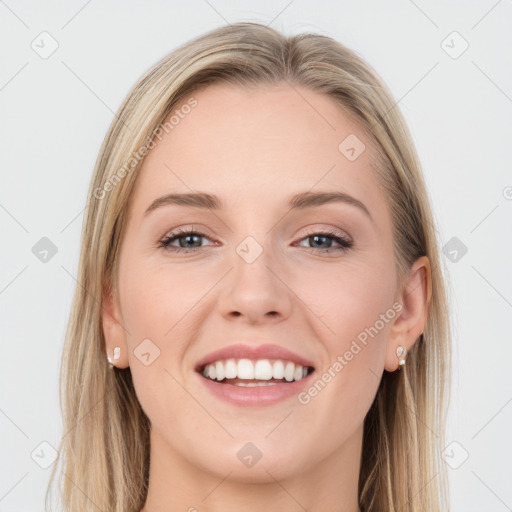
[130,81,388,222]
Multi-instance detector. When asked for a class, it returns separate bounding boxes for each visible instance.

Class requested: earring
[107,346,121,369]
[396,345,406,370]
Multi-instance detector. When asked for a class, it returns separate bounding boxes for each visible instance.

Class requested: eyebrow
[144,190,372,220]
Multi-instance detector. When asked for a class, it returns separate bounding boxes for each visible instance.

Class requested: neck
[140,424,363,512]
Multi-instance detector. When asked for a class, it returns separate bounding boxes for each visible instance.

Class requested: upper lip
[195,343,315,372]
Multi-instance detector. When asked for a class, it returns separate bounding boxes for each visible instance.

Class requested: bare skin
[102,81,431,512]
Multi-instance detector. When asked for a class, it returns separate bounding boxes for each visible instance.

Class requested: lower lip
[196,372,315,407]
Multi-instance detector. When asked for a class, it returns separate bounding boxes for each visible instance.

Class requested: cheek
[117,265,201,430]
[117,259,214,388]
[295,269,392,451]
[294,257,396,348]
[291,258,394,412]
[119,260,207,342]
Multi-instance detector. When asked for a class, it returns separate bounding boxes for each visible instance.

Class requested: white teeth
[284,362,295,382]
[215,361,225,381]
[237,359,254,379]
[201,358,311,383]
[207,364,216,379]
[273,360,285,379]
[224,358,237,379]
[254,359,273,380]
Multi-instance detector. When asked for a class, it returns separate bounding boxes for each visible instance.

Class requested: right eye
[157,227,216,253]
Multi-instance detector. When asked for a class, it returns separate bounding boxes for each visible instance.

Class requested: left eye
[296,230,353,253]
[157,228,353,254]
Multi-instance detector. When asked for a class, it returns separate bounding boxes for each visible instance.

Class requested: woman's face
[105,82,411,483]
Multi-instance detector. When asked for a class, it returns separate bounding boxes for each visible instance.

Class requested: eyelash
[157,227,353,255]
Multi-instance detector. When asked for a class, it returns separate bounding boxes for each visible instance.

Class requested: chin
[194,436,314,484]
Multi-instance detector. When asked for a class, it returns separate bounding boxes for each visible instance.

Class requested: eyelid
[161,224,216,240]
[300,225,352,242]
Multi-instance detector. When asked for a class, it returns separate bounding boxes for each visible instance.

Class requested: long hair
[46,22,451,512]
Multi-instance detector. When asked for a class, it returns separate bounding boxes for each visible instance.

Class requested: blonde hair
[46,22,451,512]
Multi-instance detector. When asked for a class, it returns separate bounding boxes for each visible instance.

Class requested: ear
[102,279,130,369]
[384,255,432,372]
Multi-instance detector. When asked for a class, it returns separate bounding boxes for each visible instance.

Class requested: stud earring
[107,346,121,369]
[396,345,406,370]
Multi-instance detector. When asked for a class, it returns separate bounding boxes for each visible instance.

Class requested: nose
[216,240,293,325]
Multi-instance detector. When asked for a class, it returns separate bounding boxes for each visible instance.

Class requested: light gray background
[1,1,511,511]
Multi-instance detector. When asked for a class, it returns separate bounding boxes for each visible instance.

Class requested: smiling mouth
[197,358,315,386]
